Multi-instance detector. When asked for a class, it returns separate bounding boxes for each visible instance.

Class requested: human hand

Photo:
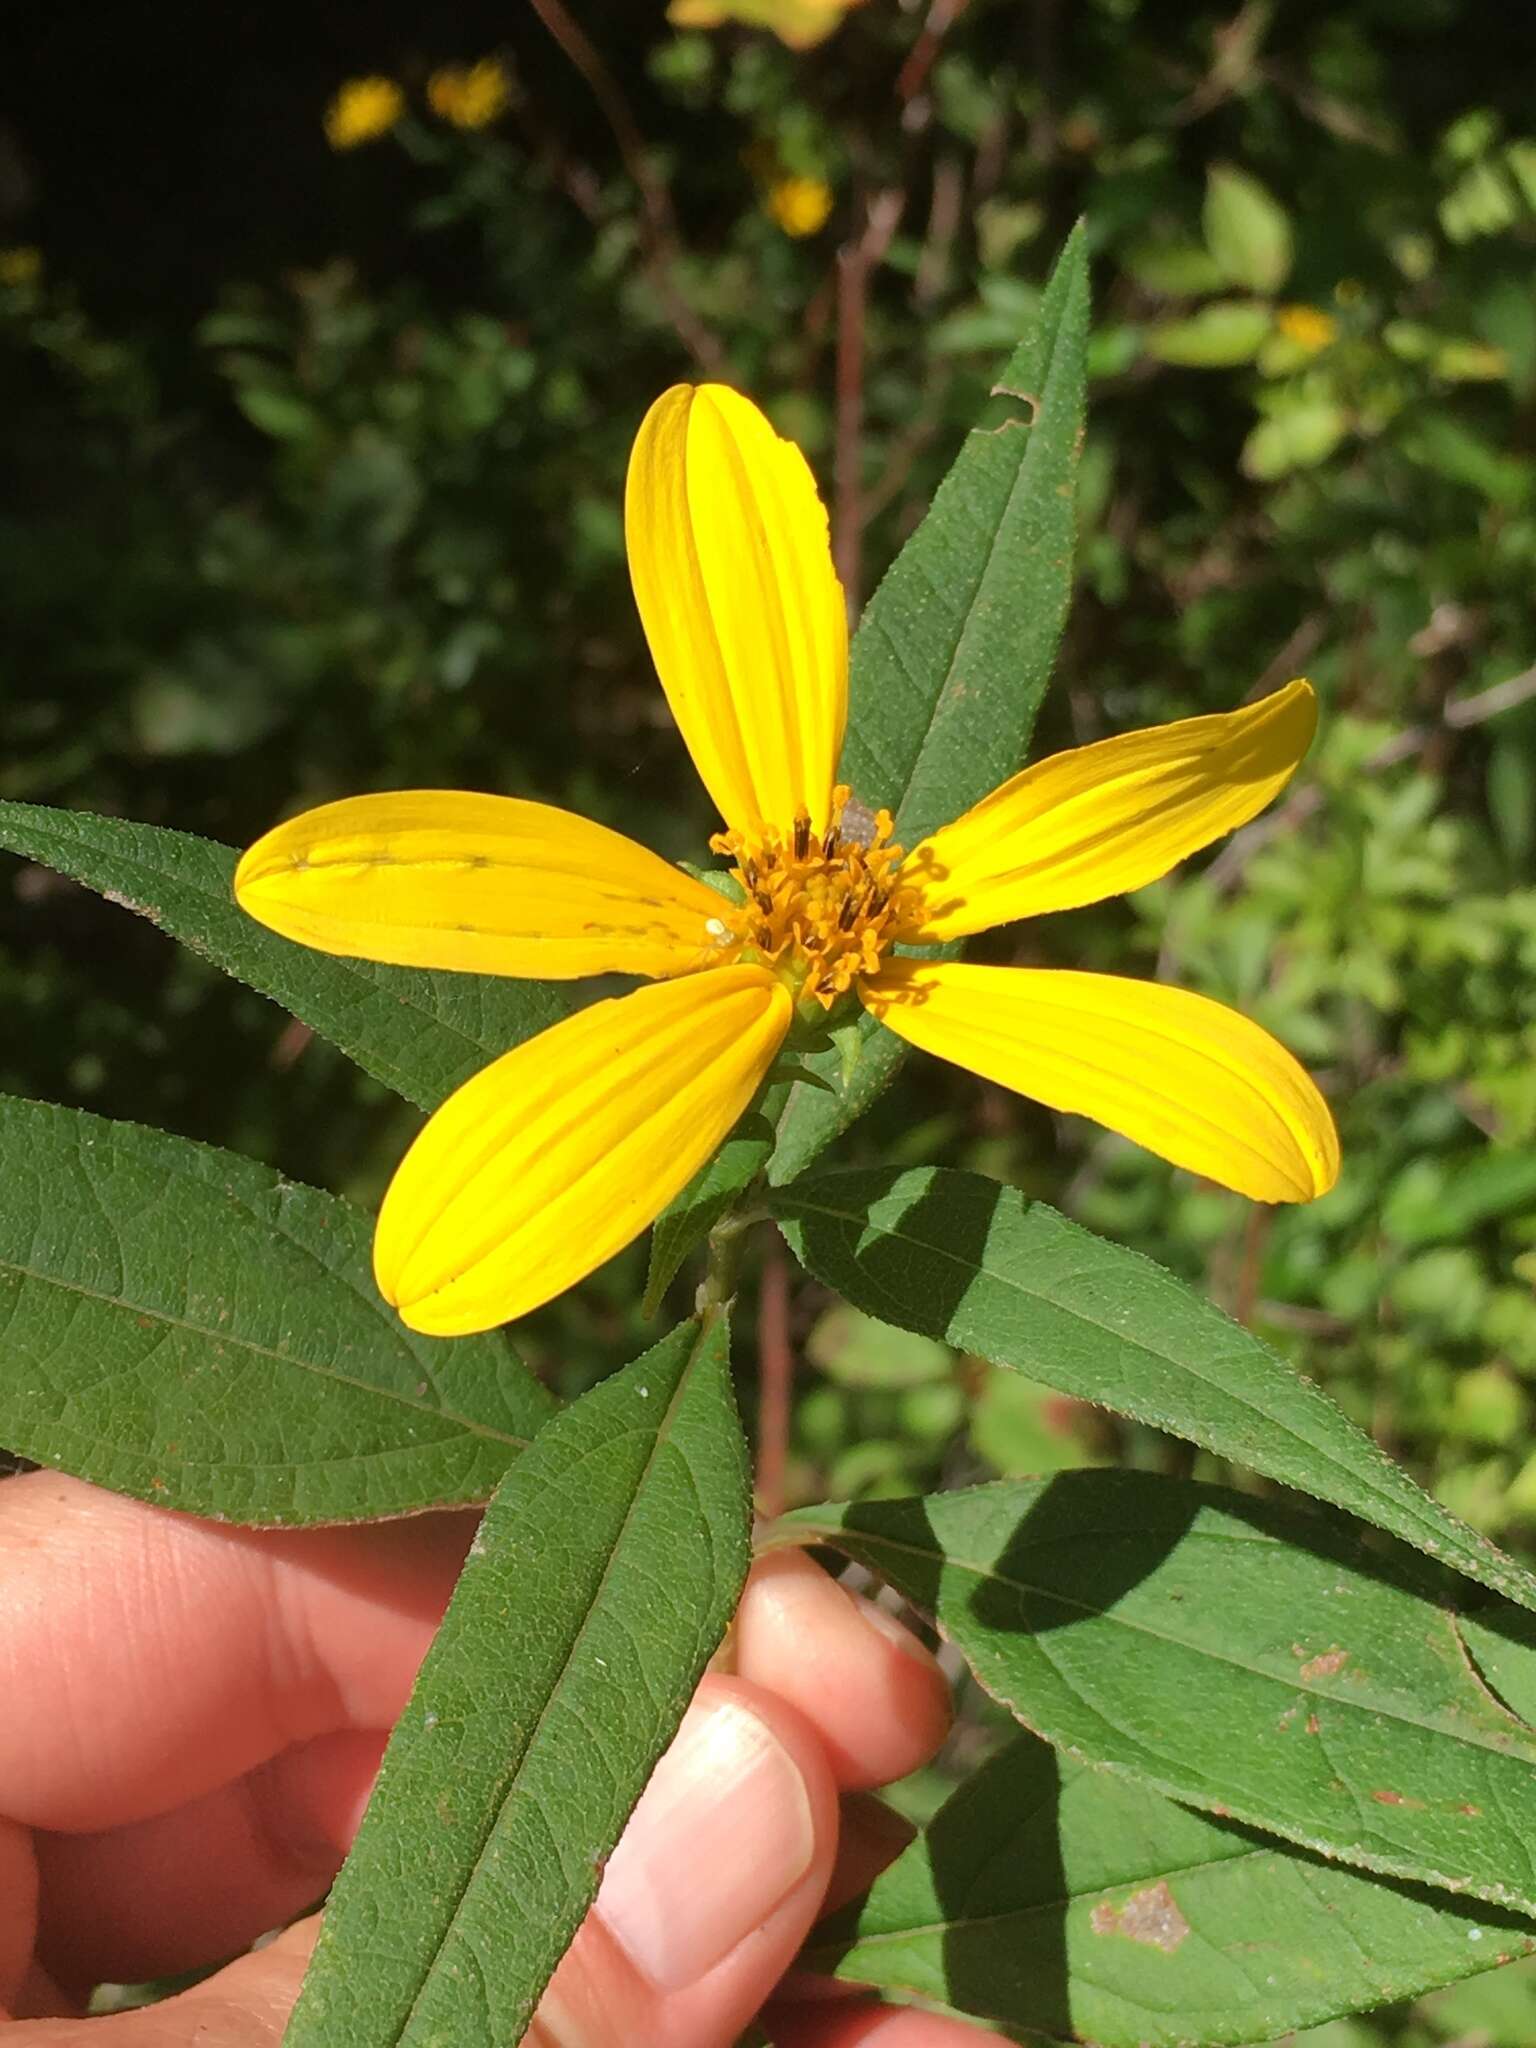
[0,1473,1008,2046]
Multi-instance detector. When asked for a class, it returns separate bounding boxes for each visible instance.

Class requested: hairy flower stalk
[236,382,1339,1337]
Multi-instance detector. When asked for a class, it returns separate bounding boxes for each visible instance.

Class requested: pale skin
[0,1474,1013,2047]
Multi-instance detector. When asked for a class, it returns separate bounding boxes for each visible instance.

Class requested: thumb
[4,1675,838,2048]
[527,1674,839,2048]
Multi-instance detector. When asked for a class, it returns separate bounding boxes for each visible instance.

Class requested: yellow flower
[323,77,404,152]
[236,384,1339,1336]
[668,0,863,51]
[0,246,41,288]
[1275,305,1337,354]
[766,174,835,237]
[427,57,512,130]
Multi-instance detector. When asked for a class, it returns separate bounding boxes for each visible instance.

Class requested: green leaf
[806,1303,953,1389]
[0,802,570,1112]
[771,1166,1536,1612]
[0,1095,552,1523]
[1120,235,1228,298]
[808,1733,1536,2047]
[234,382,323,440]
[1242,400,1349,480]
[284,1317,751,2047]
[1148,301,1274,368]
[1399,414,1533,508]
[791,1470,1536,1915]
[643,1085,788,1317]
[1203,165,1295,295]
[769,227,1089,1186]
[1381,1152,1536,1246]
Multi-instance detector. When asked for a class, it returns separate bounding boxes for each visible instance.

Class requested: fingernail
[595,1695,815,1989]
[851,1587,941,1669]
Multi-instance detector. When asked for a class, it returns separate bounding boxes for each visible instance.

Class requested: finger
[35,1724,916,2006]
[0,1473,473,1832]
[768,2001,1016,2046]
[0,1818,38,2014]
[526,1675,839,2048]
[32,1731,384,1991]
[1,1916,317,2044]
[734,1553,951,1789]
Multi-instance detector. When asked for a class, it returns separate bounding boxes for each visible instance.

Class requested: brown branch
[914,152,964,306]
[1248,612,1327,703]
[755,1237,794,1522]
[894,0,971,111]
[1025,0,1062,164]
[1235,1206,1272,1327]
[527,0,724,374]
[1443,659,1536,729]
[830,0,978,596]
[834,187,905,607]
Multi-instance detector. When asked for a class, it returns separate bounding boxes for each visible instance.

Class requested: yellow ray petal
[626,383,848,837]
[375,965,792,1334]
[864,959,1339,1203]
[906,680,1317,939]
[234,791,731,981]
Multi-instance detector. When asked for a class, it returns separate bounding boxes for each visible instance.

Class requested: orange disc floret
[708,784,926,1006]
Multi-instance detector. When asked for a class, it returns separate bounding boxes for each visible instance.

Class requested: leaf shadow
[782,1160,1000,1341]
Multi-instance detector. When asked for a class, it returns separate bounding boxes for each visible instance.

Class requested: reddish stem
[756,1238,794,1521]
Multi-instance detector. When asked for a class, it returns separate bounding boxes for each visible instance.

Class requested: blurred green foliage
[5,8,1536,1549]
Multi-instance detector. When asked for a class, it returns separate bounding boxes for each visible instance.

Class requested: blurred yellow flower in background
[766,174,835,236]
[427,57,513,130]
[323,77,404,152]
[0,247,41,287]
[668,0,864,52]
[1275,304,1338,354]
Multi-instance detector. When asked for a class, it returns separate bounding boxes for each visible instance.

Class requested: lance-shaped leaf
[789,1471,1536,1915]
[284,1317,751,2048]
[0,1094,551,1523]
[0,801,570,1111]
[769,227,1089,1186]
[772,1165,1536,1613]
[808,1734,1536,2048]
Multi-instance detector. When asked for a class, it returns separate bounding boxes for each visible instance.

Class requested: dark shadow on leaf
[778,1160,1001,1341]
[808,1734,1073,2042]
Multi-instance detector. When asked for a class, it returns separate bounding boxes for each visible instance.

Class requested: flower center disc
[709,784,923,1006]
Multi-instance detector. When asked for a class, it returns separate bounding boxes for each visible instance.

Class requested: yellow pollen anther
[707,785,924,1005]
